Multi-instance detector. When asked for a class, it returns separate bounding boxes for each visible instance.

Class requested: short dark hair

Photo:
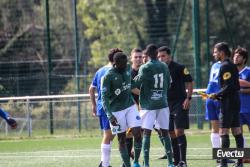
[158,46,171,55]
[131,48,142,55]
[235,47,248,64]
[113,52,127,64]
[214,42,231,57]
[145,44,158,59]
[108,48,123,62]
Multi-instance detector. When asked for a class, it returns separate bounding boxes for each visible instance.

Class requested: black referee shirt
[217,59,240,97]
[167,61,193,101]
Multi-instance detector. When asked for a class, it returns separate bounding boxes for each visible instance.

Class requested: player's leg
[154,123,167,159]
[218,99,231,167]
[174,101,189,166]
[0,108,17,129]
[206,99,220,149]
[99,115,115,167]
[127,105,142,167]
[112,108,134,167]
[231,104,244,167]
[156,107,174,167]
[140,109,156,167]
[0,108,9,120]
[169,115,179,166]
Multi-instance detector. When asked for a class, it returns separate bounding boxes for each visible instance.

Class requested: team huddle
[89,42,250,167]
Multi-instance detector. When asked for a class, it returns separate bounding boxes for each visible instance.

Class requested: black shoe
[158,154,168,159]
[216,159,235,164]
[232,163,243,167]
[98,161,112,167]
[217,164,228,167]
[176,161,187,167]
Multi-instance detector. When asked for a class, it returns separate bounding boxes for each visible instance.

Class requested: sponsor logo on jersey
[151,90,163,100]
[115,89,121,95]
[223,72,231,80]
[184,68,190,75]
[136,116,141,120]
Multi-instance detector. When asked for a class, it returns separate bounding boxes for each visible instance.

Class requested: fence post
[26,98,32,137]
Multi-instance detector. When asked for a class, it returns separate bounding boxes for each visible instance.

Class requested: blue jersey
[0,108,9,121]
[239,66,250,113]
[206,62,221,94]
[91,65,111,116]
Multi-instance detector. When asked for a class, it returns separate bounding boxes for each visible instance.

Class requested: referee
[210,42,244,167]
[158,46,193,167]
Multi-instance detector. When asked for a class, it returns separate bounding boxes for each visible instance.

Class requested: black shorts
[219,94,240,128]
[169,99,189,131]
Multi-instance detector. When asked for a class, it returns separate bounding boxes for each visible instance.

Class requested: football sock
[101,144,111,167]
[142,135,150,166]
[221,134,230,164]
[0,108,9,121]
[244,136,247,147]
[211,133,220,148]
[235,134,244,165]
[162,136,173,165]
[119,144,131,167]
[133,138,142,163]
[126,138,133,158]
[177,135,187,163]
[158,135,165,146]
[172,138,180,165]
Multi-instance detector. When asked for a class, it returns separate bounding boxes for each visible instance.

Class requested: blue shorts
[205,98,220,120]
[240,113,250,126]
[99,115,111,130]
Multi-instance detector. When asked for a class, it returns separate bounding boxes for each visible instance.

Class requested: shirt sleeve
[182,65,193,82]
[91,72,98,88]
[216,65,239,97]
[101,74,113,119]
[133,65,145,88]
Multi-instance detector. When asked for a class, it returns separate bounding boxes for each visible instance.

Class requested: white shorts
[110,104,142,134]
[140,107,170,130]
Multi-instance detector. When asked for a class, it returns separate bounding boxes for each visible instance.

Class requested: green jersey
[101,67,134,119]
[134,59,171,110]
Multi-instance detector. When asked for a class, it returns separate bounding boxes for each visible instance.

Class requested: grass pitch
[0,129,250,167]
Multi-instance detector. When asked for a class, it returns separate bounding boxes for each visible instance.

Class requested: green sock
[119,146,131,167]
[133,140,142,163]
[142,135,150,166]
[159,135,165,146]
[162,136,173,165]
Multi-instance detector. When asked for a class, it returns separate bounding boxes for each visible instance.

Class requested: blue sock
[0,108,9,121]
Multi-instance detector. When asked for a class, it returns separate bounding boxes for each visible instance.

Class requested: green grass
[0,129,250,167]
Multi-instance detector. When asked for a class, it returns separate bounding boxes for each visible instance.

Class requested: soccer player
[101,52,142,167]
[127,48,143,158]
[0,108,17,129]
[142,50,148,64]
[134,44,174,167]
[89,48,122,167]
[210,42,244,167]
[206,61,221,150]
[233,47,250,145]
[157,46,193,167]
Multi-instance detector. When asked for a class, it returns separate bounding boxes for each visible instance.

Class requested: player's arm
[239,79,250,87]
[89,85,97,117]
[101,75,117,125]
[183,66,193,110]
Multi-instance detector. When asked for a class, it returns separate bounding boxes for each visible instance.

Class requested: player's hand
[109,115,118,126]
[183,98,191,110]
[6,117,17,129]
[91,105,97,117]
[208,93,217,100]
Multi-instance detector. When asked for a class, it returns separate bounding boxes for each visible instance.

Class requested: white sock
[101,144,111,167]
[211,133,220,148]
[244,136,247,147]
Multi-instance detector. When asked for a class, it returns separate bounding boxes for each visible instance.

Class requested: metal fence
[0,92,207,137]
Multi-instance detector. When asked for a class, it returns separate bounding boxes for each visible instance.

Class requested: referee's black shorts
[169,99,189,131]
[219,94,241,128]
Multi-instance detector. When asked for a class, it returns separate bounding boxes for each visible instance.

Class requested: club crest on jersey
[136,116,141,120]
[115,89,121,95]
[223,72,231,80]
[184,68,190,75]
